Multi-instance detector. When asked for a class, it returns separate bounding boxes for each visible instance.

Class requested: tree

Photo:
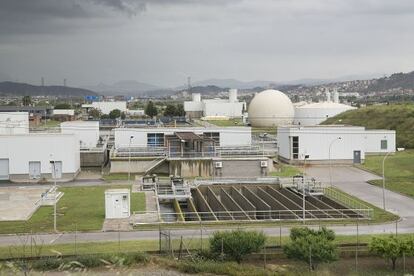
[369,236,414,270]
[22,96,31,106]
[163,104,177,117]
[176,103,185,116]
[209,230,266,263]
[109,109,122,119]
[88,108,101,119]
[145,101,158,117]
[54,103,71,109]
[283,227,338,270]
[121,112,126,120]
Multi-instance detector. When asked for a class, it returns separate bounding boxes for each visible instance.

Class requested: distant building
[82,101,127,115]
[277,125,396,165]
[184,89,245,119]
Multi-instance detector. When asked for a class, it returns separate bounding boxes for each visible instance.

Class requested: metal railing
[131,208,372,224]
[323,187,373,218]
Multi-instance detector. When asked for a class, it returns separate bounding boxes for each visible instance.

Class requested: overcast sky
[0,0,414,88]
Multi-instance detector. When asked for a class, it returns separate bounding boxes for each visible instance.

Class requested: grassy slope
[205,118,243,126]
[361,150,414,198]
[0,186,146,234]
[323,103,414,148]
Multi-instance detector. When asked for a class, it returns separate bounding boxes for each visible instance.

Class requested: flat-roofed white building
[61,121,100,148]
[53,109,75,116]
[0,112,29,135]
[0,133,80,182]
[277,125,396,164]
[82,101,127,115]
[114,126,252,149]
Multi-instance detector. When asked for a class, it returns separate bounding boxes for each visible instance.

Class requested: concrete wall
[220,188,249,220]
[241,187,271,219]
[213,158,269,178]
[206,188,232,220]
[91,101,127,114]
[110,158,156,173]
[204,101,244,118]
[169,159,212,177]
[191,188,216,220]
[80,150,107,167]
[364,130,396,153]
[230,187,256,217]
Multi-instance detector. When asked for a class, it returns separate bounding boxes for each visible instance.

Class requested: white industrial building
[105,189,130,219]
[61,121,100,148]
[184,89,245,119]
[52,109,75,116]
[248,89,295,127]
[277,125,396,164]
[0,112,29,135]
[82,101,127,115]
[0,133,80,181]
[293,89,356,126]
[114,126,252,148]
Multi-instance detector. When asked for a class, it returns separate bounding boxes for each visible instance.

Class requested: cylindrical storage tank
[333,89,339,103]
[229,89,238,102]
[325,89,331,102]
[248,89,295,127]
[294,102,356,126]
[192,93,201,102]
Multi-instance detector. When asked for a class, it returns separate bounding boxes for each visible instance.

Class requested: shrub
[283,227,338,270]
[31,258,62,271]
[209,230,266,263]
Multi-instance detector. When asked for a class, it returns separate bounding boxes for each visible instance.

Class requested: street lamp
[329,137,342,188]
[382,151,392,210]
[49,155,57,233]
[128,135,134,185]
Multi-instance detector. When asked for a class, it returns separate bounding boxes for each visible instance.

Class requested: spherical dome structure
[294,102,356,126]
[248,89,294,127]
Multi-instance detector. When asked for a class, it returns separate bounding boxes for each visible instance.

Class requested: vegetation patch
[324,103,414,148]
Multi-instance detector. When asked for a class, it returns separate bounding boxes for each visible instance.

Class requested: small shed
[105,189,130,219]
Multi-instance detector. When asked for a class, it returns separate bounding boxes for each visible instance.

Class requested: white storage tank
[294,102,356,126]
[248,89,295,127]
[192,93,201,102]
[105,189,130,219]
[229,89,238,103]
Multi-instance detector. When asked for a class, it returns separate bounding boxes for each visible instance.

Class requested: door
[0,159,9,180]
[29,161,41,179]
[353,150,361,164]
[52,161,62,179]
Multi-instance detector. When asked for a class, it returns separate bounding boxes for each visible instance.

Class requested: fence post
[309,245,312,271]
[118,224,121,253]
[200,220,203,251]
[263,245,267,269]
[75,223,78,256]
[279,221,282,247]
[355,219,359,273]
[221,238,224,261]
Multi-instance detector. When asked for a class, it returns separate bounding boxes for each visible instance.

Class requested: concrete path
[305,166,414,218]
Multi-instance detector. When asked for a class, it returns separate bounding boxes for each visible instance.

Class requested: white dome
[248,89,294,127]
[294,102,356,126]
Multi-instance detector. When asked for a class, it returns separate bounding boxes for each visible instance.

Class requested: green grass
[0,186,146,234]
[206,118,243,127]
[270,164,302,177]
[361,150,414,198]
[43,119,61,128]
[324,103,414,148]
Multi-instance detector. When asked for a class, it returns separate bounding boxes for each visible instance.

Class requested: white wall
[61,121,100,148]
[53,109,75,116]
[184,101,204,112]
[294,105,356,126]
[114,127,252,148]
[85,101,127,114]
[277,126,396,162]
[203,101,244,118]
[0,112,29,135]
[0,134,80,175]
[364,130,396,153]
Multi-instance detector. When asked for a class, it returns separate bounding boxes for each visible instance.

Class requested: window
[381,139,388,150]
[292,136,299,159]
[147,133,164,147]
[204,132,220,146]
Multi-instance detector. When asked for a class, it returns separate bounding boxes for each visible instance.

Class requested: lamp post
[382,151,392,210]
[128,135,134,185]
[50,155,57,233]
[329,137,342,188]
[302,154,309,224]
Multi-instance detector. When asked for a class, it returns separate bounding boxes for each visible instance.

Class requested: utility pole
[128,135,134,185]
[382,151,391,210]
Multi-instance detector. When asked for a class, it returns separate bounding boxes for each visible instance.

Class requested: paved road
[0,166,413,247]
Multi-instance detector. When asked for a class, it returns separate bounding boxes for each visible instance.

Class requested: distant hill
[323,103,414,148]
[0,81,99,97]
[84,80,160,96]
[366,71,414,92]
[192,79,279,89]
